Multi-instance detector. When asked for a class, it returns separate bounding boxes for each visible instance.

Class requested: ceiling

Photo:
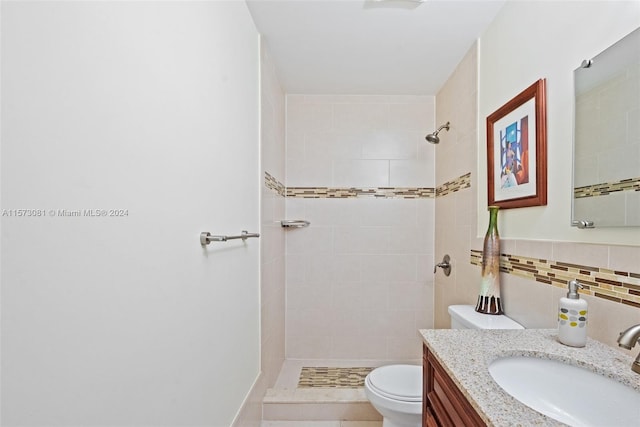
[246,0,506,95]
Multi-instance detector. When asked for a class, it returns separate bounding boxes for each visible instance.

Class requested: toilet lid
[366,365,422,402]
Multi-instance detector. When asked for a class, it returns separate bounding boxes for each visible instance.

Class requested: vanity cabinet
[423,344,486,427]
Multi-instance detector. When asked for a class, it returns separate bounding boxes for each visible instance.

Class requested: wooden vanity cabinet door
[423,344,486,427]
[423,347,429,427]
[425,407,439,427]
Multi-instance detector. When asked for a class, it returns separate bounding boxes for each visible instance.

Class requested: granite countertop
[419,329,640,427]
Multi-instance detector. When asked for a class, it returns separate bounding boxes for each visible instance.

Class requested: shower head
[425,133,441,144]
[425,121,451,144]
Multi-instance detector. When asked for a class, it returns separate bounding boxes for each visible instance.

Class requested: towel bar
[200,230,260,245]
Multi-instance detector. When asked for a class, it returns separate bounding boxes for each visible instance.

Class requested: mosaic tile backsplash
[470,249,640,308]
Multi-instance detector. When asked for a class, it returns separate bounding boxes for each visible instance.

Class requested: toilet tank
[448,305,524,330]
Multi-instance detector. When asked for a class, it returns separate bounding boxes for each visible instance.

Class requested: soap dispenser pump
[558,279,588,347]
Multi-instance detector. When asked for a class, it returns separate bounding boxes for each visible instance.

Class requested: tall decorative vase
[476,206,504,314]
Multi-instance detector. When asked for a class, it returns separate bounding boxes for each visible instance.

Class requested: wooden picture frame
[487,79,547,209]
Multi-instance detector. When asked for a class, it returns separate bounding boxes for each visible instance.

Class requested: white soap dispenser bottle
[558,279,588,347]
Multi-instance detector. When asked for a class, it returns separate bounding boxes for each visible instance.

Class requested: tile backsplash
[470,249,640,308]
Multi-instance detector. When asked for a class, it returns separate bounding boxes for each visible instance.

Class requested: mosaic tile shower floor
[298,367,374,388]
[274,360,385,389]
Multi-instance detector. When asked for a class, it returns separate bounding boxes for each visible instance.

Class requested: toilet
[448,304,524,330]
[364,305,523,427]
[364,364,422,427]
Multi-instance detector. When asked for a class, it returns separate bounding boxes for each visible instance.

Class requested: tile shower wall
[285,95,436,360]
[261,42,286,387]
[434,43,640,352]
[232,40,286,427]
[433,43,481,327]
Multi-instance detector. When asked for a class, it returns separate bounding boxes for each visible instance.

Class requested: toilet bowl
[364,364,422,427]
[364,305,523,426]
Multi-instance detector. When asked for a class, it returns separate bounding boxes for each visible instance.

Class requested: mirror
[572,27,640,228]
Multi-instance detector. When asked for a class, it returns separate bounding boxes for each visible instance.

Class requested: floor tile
[261,422,340,427]
[341,422,383,427]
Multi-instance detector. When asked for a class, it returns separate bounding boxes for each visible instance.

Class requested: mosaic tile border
[268,172,472,199]
[436,172,472,197]
[264,171,285,197]
[286,186,435,199]
[574,176,640,199]
[470,249,640,308]
[298,367,373,388]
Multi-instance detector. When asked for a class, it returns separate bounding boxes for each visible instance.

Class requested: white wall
[478,0,640,245]
[1,2,260,426]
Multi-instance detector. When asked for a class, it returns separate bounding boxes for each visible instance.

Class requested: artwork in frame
[487,79,547,209]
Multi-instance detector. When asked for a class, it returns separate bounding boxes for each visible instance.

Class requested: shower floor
[298,367,374,388]
[273,359,389,389]
[263,359,420,422]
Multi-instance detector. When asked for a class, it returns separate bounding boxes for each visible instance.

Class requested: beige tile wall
[261,40,287,389]
[433,43,481,328]
[285,95,436,360]
[233,40,286,427]
[490,241,640,349]
[434,42,640,360]
[286,95,436,188]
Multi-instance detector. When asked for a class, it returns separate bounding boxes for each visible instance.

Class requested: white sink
[489,356,640,426]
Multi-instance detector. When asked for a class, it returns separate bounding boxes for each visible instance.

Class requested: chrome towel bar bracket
[572,220,595,229]
[280,220,310,228]
[200,230,260,246]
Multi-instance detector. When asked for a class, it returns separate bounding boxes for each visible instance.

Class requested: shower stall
[258,66,437,420]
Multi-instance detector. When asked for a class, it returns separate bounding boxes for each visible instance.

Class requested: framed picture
[487,79,547,209]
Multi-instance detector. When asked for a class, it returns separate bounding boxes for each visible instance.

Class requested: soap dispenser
[558,279,588,347]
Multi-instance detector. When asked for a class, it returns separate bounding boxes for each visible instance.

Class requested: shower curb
[263,388,381,421]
